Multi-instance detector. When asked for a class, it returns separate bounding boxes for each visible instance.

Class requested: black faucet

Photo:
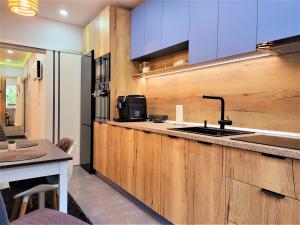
[203,95,232,130]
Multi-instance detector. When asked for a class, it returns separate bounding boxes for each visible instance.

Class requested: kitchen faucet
[203,95,232,130]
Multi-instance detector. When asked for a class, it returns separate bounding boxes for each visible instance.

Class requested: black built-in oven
[93,53,110,122]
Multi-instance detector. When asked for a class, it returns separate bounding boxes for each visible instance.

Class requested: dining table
[0,139,72,213]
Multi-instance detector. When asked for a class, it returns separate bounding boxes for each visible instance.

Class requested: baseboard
[95,172,173,225]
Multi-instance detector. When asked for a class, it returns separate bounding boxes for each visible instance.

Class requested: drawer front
[226,147,295,198]
[226,178,300,224]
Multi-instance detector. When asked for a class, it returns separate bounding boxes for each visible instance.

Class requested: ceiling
[0,48,31,67]
[37,0,142,27]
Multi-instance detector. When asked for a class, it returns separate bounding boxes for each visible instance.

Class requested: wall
[0,2,82,52]
[15,76,24,126]
[24,53,46,139]
[0,65,24,77]
[142,52,300,133]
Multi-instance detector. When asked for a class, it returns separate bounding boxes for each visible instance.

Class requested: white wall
[0,3,83,53]
[0,65,24,77]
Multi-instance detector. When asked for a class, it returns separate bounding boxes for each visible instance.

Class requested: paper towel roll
[176,105,184,125]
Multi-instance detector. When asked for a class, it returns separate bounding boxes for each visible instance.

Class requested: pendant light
[8,0,38,16]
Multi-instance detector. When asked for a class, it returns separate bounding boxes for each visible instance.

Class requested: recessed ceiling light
[7,50,14,54]
[59,9,68,16]
[6,59,11,62]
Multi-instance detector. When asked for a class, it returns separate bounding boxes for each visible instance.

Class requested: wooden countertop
[106,121,300,160]
[0,139,72,169]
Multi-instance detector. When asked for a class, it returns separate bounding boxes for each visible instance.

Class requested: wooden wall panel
[143,53,300,133]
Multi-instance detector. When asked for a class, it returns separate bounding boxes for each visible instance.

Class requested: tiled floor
[69,166,161,225]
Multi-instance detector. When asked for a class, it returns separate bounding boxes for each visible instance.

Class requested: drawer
[225,147,295,198]
[226,178,300,224]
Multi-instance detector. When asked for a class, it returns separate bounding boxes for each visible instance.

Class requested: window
[6,85,17,108]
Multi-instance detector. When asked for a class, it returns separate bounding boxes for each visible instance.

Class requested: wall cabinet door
[162,0,189,49]
[145,0,163,55]
[187,141,225,224]
[93,122,108,176]
[189,0,218,64]
[257,0,300,43]
[119,127,135,194]
[135,130,162,212]
[293,160,300,200]
[160,135,188,224]
[131,3,145,59]
[218,0,257,58]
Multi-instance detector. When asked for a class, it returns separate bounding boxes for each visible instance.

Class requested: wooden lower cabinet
[226,147,295,198]
[160,135,189,224]
[135,130,162,212]
[106,125,122,183]
[106,125,135,193]
[119,128,135,194]
[293,160,300,200]
[226,178,300,224]
[187,141,225,225]
[93,122,108,176]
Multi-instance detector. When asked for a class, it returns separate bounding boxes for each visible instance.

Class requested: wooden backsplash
[140,52,300,133]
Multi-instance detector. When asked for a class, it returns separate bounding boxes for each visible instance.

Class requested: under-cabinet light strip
[143,53,271,79]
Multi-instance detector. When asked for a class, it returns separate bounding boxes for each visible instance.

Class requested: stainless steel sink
[168,126,254,137]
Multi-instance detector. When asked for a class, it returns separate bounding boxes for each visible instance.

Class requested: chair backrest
[0,125,7,142]
[56,138,76,180]
[0,192,9,225]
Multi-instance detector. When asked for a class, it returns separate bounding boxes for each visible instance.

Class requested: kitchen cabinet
[160,135,188,224]
[226,147,295,198]
[135,130,162,212]
[93,122,108,176]
[187,141,225,224]
[106,125,122,183]
[131,3,145,59]
[119,127,135,194]
[226,178,300,224]
[162,0,189,49]
[257,0,300,44]
[145,0,162,55]
[82,6,111,58]
[189,0,218,64]
[218,0,257,58]
[293,160,300,200]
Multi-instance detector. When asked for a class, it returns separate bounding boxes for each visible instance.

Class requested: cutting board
[0,150,46,163]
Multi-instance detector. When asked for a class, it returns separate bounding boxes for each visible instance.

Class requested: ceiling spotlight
[6,59,11,62]
[7,50,14,54]
[59,9,68,16]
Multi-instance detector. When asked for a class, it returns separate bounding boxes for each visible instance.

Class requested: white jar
[8,143,17,151]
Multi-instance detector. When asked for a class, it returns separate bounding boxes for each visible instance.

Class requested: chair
[0,191,88,225]
[9,138,76,220]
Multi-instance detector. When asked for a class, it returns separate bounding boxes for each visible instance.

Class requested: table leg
[58,161,68,213]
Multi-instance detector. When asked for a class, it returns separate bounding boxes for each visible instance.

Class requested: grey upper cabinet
[131,3,145,59]
[189,0,218,64]
[162,0,190,49]
[217,0,257,58]
[257,0,300,44]
[145,0,163,55]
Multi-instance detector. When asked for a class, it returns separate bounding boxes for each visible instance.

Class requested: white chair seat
[14,184,59,199]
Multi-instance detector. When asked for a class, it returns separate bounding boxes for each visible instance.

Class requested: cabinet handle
[143,130,151,134]
[261,188,285,199]
[261,153,286,160]
[125,127,131,130]
[197,141,213,145]
[167,135,178,139]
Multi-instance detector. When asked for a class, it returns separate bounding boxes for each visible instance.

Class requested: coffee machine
[113,95,147,122]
